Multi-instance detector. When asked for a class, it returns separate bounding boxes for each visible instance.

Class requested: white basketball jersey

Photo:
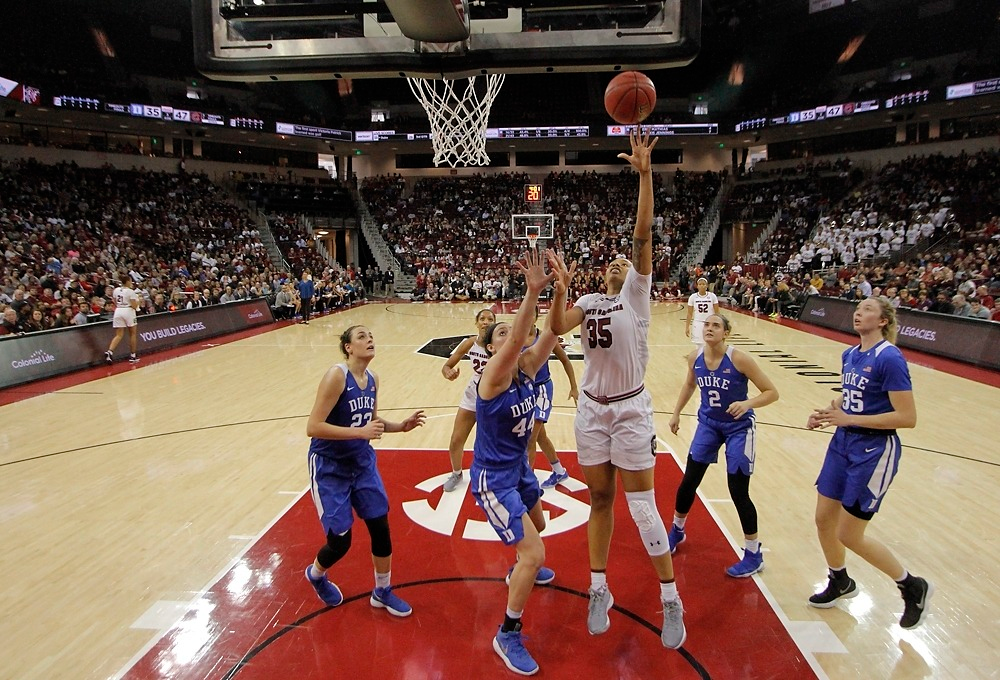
[468,340,490,379]
[687,292,718,324]
[575,267,651,397]
[113,286,139,309]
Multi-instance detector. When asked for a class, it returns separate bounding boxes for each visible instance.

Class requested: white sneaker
[587,585,614,635]
[442,471,464,492]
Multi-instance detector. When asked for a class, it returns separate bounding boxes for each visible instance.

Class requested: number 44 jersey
[574,267,650,398]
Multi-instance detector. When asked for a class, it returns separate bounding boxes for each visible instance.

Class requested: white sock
[745,538,760,553]
[660,581,679,602]
[895,569,909,583]
[375,570,391,589]
[308,564,325,580]
[505,607,522,620]
[551,461,566,475]
[591,571,607,589]
[673,515,687,530]
[451,469,463,476]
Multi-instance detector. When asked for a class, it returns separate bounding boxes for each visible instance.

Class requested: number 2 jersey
[694,345,752,423]
[574,266,651,398]
[474,369,536,468]
[309,364,376,462]
[840,340,911,417]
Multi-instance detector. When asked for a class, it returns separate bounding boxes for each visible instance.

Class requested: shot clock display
[524,184,542,203]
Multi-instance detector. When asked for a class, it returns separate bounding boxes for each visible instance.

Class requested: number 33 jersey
[840,341,911,417]
[574,267,651,398]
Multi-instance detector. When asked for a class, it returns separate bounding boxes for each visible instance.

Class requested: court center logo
[402,470,590,541]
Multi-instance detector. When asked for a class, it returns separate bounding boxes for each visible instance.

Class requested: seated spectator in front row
[968,299,991,320]
[272,284,296,319]
[951,294,972,317]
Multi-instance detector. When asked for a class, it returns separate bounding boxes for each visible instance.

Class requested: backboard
[192,0,701,82]
[512,214,555,247]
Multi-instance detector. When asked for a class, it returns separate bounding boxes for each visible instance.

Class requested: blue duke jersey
[529,328,552,385]
[308,364,377,462]
[694,346,752,423]
[474,370,536,468]
[839,341,911,418]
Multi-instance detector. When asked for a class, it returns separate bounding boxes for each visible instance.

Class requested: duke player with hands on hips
[549,126,687,650]
[105,275,141,364]
[667,314,779,577]
[807,297,932,629]
[471,247,568,676]
[440,308,496,492]
[303,325,426,618]
[685,277,718,347]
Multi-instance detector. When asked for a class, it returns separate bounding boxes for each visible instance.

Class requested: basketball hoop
[526,234,539,250]
[407,73,505,167]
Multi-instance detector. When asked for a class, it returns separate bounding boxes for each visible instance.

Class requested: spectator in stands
[951,294,972,317]
[219,286,236,304]
[1,307,25,335]
[857,274,873,298]
[187,290,208,309]
[72,305,90,326]
[969,299,990,320]
[928,292,954,315]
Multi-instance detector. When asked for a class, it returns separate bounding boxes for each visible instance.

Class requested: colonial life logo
[11,349,56,369]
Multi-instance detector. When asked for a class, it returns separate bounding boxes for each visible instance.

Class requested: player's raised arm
[617,126,658,276]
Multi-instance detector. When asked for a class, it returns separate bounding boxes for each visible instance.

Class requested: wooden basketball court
[2,300,996,679]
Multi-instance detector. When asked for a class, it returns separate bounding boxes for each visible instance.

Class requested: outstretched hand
[515,247,556,294]
[546,250,576,297]
[617,126,658,173]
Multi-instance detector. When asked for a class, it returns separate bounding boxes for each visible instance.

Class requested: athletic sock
[660,581,679,602]
[375,570,391,590]
[551,461,566,475]
[590,571,607,589]
[308,564,325,580]
[745,538,760,553]
[672,515,687,530]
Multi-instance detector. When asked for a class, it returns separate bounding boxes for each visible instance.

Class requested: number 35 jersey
[309,364,376,462]
[840,341,911,417]
[574,267,651,398]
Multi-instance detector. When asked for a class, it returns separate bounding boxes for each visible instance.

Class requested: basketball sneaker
[667,525,686,554]
[897,576,933,629]
[304,567,343,607]
[371,586,412,617]
[587,585,614,635]
[808,571,858,608]
[726,546,764,578]
[493,625,538,676]
[540,469,569,489]
[129,355,140,363]
[505,565,555,586]
[660,597,687,649]
[442,471,464,493]
[104,351,113,365]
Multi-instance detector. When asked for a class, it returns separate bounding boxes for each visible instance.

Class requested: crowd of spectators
[360,168,721,300]
[0,158,303,336]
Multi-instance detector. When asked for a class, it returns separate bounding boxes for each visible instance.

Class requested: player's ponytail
[875,297,898,343]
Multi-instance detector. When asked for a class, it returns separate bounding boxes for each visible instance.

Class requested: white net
[407,74,505,168]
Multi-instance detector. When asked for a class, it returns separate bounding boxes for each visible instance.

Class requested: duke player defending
[667,314,778,577]
[549,127,687,650]
[526,307,580,489]
[685,277,718,347]
[440,308,496,492]
[303,325,426,618]
[807,297,932,629]
[472,248,566,676]
[104,276,141,364]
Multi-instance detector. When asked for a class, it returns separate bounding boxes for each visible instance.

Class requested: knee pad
[365,515,392,558]
[317,528,352,568]
[626,490,670,557]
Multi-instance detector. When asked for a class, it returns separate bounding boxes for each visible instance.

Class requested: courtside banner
[0,299,273,388]
[800,296,1000,369]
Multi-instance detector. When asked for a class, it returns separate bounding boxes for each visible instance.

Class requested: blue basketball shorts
[689,415,756,475]
[534,379,554,423]
[308,450,389,536]
[470,457,542,545]
[815,428,901,514]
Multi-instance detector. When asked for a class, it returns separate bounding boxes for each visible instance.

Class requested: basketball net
[407,74,505,168]
[526,234,539,250]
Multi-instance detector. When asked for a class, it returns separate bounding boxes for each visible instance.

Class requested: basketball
[604,71,657,124]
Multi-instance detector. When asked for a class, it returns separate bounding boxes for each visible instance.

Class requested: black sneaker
[808,575,858,608]
[898,576,933,629]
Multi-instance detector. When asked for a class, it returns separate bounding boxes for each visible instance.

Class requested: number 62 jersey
[574,267,651,398]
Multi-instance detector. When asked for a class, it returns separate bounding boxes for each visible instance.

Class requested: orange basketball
[604,71,656,125]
